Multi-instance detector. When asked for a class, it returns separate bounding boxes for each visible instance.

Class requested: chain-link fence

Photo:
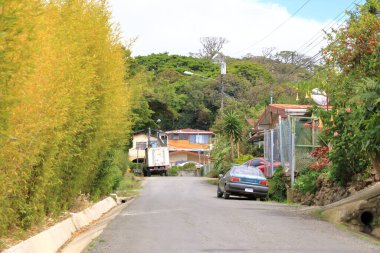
[263,116,321,183]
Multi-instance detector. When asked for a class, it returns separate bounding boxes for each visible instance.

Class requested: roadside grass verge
[206,178,218,185]
[115,172,143,198]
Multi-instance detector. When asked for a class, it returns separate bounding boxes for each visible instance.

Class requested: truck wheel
[147,170,151,177]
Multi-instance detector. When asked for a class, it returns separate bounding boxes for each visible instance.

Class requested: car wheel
[222,191,230,199]
[217,187,223,198]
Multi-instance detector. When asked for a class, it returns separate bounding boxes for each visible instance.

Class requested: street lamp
[183,71,216,80]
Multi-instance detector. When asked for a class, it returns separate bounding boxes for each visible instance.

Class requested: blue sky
[109,0,362,57]
[263,0,362,21]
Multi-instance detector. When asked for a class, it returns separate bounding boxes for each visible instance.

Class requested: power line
[234,0,312,55]
[281,0,363,82]
[295,0,362,56]
[287,51,322,77]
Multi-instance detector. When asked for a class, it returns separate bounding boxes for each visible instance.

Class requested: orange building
[165,128,214,165]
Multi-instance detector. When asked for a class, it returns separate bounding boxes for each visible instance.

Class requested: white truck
[144,147,170,176]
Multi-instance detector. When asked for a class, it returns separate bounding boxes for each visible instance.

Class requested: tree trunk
[237,141,240,158]
[370,151,380,181]
[230,136,234,160]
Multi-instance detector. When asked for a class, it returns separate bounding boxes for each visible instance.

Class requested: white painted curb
[4,197,117,253]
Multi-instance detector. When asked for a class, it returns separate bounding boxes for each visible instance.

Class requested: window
[151,141,158,148]
[189,134,209,144]
[136,142,147,150]
[179,134,188,140]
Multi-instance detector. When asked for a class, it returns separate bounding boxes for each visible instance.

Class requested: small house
[165,128,214,165]
[128,131,158,163]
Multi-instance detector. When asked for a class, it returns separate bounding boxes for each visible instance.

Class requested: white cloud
[108,0,330,58]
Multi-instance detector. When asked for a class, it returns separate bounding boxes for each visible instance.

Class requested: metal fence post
[270,129,274,177]
[291,117,295,187]
[279,115,284,168]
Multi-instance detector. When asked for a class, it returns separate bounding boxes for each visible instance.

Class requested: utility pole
[211,53,226,114]
[148,127,151,147]
[270,88,273,104]
[220,61,226,113]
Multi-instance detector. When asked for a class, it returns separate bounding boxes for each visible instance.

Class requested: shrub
[181,163,197,170]
[294,169,320,194]
[268,168,288,202]
[309,146,330,170]
[129,162,145,175]
[233,154,253,165]
[167,166,179,176]
[206,169,220,178]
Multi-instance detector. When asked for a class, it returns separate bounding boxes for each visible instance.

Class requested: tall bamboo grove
[0,0,134,237]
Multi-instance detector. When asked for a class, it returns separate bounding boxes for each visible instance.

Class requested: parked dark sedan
[217,165,269,200]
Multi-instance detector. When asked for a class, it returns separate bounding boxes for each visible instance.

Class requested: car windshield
[231,166,264,177]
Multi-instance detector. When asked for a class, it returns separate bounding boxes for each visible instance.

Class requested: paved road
[89,177,379,253]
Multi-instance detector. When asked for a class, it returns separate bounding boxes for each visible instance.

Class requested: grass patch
[206,178,218,185]
[310,208,325,220]
[114,172,142,198]
[84,237,107,253]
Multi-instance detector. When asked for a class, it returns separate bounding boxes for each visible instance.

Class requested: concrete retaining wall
[321,182,380,239]
[4,197,117,253]
[178,170,200,177]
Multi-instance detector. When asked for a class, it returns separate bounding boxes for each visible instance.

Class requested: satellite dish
[311,88,328,106]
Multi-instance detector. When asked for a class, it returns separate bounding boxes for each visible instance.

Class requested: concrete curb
[4,197,117,253]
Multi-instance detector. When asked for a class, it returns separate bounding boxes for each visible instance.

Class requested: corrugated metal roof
[270,104,314,109]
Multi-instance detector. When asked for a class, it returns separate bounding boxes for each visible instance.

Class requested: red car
[242,158,281,177]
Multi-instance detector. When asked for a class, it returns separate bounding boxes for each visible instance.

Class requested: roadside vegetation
[287,0,380,204]
[115,172,143,198]
[0,0,141,248]
[167,163,203,177]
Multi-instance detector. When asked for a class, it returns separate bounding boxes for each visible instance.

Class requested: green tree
[222,111,243,159]
[210,135,232,174]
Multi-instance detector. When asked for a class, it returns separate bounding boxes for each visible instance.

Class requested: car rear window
[232,166,264,177]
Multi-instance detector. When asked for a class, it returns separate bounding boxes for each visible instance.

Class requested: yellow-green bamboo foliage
[0,0,132,236]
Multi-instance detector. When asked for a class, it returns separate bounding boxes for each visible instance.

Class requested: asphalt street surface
[89,177,379,253]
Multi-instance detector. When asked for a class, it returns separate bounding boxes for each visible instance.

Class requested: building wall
[169,152,208,165]
[128,134,157,161]
[169,153,188,165]
[168,140,210,150]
